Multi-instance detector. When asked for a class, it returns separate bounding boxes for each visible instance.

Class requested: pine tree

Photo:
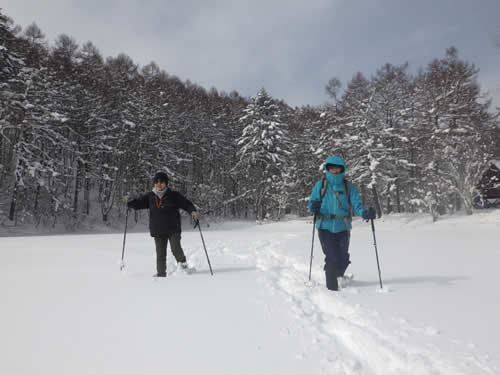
[233,89,292,220]
[417,48,495,215]
[288,106,324,216]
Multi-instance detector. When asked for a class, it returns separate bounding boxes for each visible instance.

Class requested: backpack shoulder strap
[344,179,351,207]
[320,177,328,200]
[317,177,329,227]
[344,179,353,218]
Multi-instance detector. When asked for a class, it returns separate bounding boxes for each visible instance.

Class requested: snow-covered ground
[1,210,499,374]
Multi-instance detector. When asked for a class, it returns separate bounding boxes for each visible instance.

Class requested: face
[327,165,343,175]
[154,180,167,190]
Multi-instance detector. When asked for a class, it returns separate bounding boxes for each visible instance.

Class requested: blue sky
[3,0,500,108]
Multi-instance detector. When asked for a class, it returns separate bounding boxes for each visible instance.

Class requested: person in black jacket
[125,172,200,277]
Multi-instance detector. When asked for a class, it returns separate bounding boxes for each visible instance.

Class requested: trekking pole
[308,215,317,281]
[370,218,383,289]
[195,220,213,276]
[120,208,129,271]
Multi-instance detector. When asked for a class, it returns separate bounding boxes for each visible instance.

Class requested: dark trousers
[318,229,351,290]
[154,232,186,275]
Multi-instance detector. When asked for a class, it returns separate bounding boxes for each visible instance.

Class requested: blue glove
[311,200,322,215]
[362,207,376,220]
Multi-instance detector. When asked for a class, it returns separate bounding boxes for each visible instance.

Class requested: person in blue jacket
[308,156,376,291]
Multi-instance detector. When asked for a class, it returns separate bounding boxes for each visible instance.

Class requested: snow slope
[1,210,499,374]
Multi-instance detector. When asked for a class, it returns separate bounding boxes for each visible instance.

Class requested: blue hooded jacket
[308,156,365,233]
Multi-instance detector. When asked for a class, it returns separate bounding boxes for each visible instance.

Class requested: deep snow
[1,210,499,374]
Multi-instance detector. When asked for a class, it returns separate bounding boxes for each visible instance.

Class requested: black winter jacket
[127,189,196,237]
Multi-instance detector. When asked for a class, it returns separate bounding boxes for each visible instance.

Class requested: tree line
[1,10,498,229]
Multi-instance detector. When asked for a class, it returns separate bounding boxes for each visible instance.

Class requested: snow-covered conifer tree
[233,88,292,220]
[416,48,496,216]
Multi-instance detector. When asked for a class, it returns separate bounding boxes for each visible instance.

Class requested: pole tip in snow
[376,286,391,293]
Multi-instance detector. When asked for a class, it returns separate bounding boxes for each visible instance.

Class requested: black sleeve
[176,192,196,213]
[127,193,150,210]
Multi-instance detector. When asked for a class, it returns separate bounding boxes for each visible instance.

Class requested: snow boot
[341,273,354,287]
[325,270,339,291]
[179,262,196,274]
[337,277,343,290]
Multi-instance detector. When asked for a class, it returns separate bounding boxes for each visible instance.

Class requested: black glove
[311,200,322,215]
[362,207,376,220]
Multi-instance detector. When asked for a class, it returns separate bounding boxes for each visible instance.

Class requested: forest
[1,10,499,229]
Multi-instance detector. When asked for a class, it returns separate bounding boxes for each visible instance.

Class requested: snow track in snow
[249,236,496,375]
[1,214,498,375]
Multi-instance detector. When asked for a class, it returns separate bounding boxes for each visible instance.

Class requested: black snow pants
[318,229,351,291]
[154,232,186,276]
